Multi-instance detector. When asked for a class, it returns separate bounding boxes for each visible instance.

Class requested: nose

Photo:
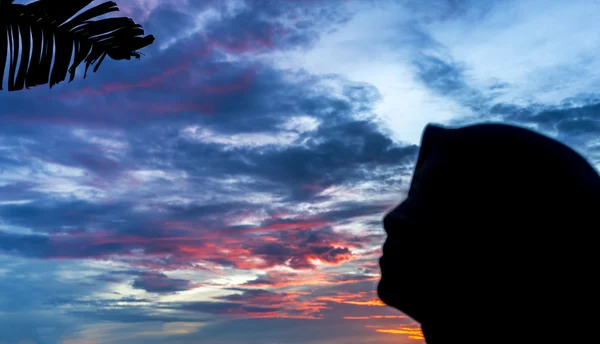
[382,202,409,258]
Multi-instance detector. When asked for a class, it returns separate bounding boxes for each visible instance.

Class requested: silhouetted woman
[378,123,599,343]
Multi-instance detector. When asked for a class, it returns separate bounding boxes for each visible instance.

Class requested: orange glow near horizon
[343,315,407,320]
[376,327,425,340]
[316,291,385,307]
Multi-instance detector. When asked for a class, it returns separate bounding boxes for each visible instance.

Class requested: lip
[382,238,392,257]
[378,255,389,274]
[382,235,402,258]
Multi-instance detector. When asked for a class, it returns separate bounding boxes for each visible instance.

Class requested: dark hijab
[378,123,599,343]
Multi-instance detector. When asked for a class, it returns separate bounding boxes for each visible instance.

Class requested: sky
[1,0,600,343]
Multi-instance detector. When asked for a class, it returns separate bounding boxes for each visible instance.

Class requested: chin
[377,269,424,323]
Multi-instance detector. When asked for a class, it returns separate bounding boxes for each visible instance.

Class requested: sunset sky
[1,0,600,343]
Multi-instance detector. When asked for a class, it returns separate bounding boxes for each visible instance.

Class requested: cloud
[421,0,600,106]
[165,287,326,319]
[0,207,381,271]
[132,271,199,293]
[0,0,420,342]
[411,52,488,112]
[243,270,379,289]
[0,30,416,272]
[484,100,600,168]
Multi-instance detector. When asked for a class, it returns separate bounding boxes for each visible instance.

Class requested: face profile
[377,123,600,344]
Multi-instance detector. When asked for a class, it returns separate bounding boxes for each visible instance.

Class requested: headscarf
[378,123,599,343]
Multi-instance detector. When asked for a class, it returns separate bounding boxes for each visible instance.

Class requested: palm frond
[0,0,155,91]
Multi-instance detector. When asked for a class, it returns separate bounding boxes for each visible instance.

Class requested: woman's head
[378,123,599,342]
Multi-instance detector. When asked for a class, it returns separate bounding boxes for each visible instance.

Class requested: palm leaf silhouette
[0,0,155,91]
